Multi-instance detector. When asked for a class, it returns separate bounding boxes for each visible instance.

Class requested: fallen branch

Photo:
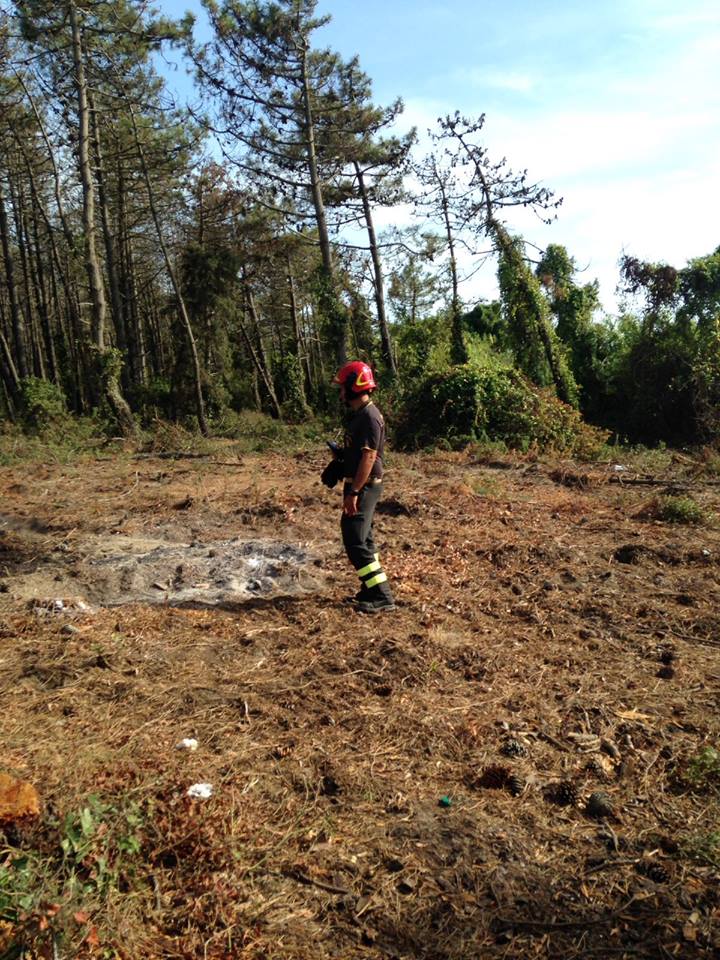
[281,868,350,896]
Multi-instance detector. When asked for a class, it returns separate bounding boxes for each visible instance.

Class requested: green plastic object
[438,795,452,808]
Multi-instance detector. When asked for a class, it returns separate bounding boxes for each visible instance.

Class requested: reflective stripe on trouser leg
[365,572,388,588]
[341,481,393,600]
[357,559,381,579]
[357,559,388,589]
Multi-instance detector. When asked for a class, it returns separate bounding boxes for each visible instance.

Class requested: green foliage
[313,269,348,364]
[650,495,709,525]
[393,309,451,382]
[686,747,720,788]
[497,231,578,406]
[535,244,616,422]
[604,311,702,443]
[682,831,720,868]
[677,747,720,795]
[0,418,110,466]
[679,247,720,326]
[614,246,720,444]
[393,359,607,457]
[96,347,125,386]
[19,377,67,429]
[210,409,327,453]
[0,852,38,925]
[130,377,174,421]
[386,229,445,325]
[274,353,311,422]
[59,795,145,894]
[462,301,506,345]
[0,793,147,943]
[692,320,720,442]
[181,240,240,320]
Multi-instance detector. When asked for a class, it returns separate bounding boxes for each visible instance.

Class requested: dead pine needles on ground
[0,445,719,958]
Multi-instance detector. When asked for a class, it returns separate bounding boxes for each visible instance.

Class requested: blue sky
[160,0,720,311]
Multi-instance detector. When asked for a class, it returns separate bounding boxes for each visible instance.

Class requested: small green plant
[682,830,720,868]
[684,746,720,792]
[0,793,148,952]
[469,473,501,498]
[0,852,40,925]
[655,495,707,525]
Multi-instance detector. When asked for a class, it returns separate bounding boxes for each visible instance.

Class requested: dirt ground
[0,444,719,959]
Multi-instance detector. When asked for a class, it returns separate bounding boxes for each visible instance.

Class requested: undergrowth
[643,495,710,525]
[0,411,329,466]
[0,793,151,957]
[393,361,608,457]
[0,419,112,466]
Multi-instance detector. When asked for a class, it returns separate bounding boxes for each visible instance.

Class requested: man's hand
[343,493,358,516]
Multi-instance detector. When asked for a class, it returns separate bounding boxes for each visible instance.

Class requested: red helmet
[333,361,376,394]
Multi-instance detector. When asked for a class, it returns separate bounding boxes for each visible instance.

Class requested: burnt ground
[0,445,718,958]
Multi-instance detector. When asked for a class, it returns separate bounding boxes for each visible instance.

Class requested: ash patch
[85,537,324,607]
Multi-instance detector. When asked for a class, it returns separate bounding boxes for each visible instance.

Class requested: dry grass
[0,444,719,958]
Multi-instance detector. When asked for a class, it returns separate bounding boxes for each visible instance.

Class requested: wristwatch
[349,488,361,496]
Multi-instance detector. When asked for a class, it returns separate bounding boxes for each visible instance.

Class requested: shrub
[641,495,709,525]
[19,377,67,429]
[393,361,608,457]
[131,377,174,420]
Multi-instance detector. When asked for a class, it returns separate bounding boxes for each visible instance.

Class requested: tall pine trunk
[126,103,208,436]
[69,0,136,437]
[300,44,346,366]
[242,283,282,419]
[437,175,467,366]
[354,163,396,376]
[0,180,28,380]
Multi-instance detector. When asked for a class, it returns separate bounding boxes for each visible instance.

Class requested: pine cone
[586,791,615,819]
[585,757,612,782]
[476,765,510,789]
[500,737,528,759]
[556,780,578,806]
[637,861,670,884]
[508,774,525,797]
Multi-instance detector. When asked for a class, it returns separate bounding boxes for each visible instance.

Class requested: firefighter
[332,361,395,614]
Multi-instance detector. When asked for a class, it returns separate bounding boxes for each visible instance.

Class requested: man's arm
[343,448,377,516]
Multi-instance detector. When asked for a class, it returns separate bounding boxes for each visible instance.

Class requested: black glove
[321,459,344,489]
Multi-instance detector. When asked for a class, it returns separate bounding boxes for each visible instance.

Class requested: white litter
[187,783,213,799]
[612,464,628,473]
[32,596,95,617]
[176,738,199,752]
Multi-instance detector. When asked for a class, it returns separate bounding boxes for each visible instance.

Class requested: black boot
[356,584,396,614]
[344,586,368,604]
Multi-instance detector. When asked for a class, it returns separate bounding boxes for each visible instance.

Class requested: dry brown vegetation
[0,445,719,958]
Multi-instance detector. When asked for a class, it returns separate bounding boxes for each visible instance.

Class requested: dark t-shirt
[343,401,385,481]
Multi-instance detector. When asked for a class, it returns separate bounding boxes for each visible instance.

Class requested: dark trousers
[340,482,393,598]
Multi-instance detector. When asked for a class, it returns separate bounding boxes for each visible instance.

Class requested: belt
[343,477,382,485]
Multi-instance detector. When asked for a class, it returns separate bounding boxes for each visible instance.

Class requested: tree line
[0,0,718,448]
